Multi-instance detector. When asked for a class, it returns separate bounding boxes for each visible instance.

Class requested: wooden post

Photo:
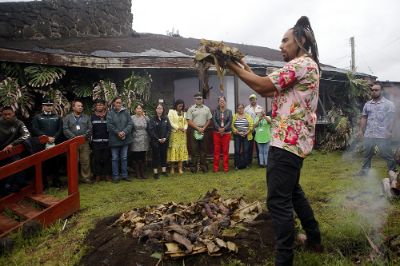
[34,162,43,194]
[67,142,79,195]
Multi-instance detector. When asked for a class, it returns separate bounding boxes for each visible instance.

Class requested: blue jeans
[257,142,270,166]
[361,138,396,172]
[233,134,249,168]
[111,145,129,180]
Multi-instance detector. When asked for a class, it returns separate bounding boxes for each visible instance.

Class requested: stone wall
[0,0,133,39]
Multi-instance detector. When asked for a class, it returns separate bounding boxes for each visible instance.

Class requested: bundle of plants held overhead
[194,39,244,97]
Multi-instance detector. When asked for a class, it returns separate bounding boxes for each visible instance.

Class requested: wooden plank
[0,213,19,233]
[0,193,80,238]
[8,203,42,220]
[29,194,60,208]
[34,193,80,227]
[0,135,48,161]
[0,185,35,212]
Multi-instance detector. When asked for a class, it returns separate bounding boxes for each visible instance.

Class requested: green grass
[1,151,400,265]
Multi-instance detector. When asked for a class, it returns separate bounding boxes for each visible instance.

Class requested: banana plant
[122,72,152,114]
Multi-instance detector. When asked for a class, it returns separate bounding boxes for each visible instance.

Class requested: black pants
[132,151,146,162]
[0,155,25,196]
[248,132,260,165]
[92,147,111,176]
[189,135,207,169]
[43,155,61,187]
[151,143,168,168]
[266,147,321,266]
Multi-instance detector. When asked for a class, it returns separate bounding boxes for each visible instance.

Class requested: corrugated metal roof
[0,33,372,77]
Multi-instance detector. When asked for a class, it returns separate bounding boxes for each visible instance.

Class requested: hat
[42,98,54,105]
[194,93,203,99]
[249,94,257,99]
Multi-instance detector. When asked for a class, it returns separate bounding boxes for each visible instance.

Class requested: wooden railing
[0,136,85,195]
[0,136,85,237]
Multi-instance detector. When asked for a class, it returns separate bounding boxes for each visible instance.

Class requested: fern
[24,65,66,87]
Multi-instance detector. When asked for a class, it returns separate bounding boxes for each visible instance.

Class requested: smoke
[340,151,390,246]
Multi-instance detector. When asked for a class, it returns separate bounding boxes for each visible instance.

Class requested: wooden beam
[0,48,196,69]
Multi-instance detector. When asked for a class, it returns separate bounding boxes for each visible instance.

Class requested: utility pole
[350,36,356,72]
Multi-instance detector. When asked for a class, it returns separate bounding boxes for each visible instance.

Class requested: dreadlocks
[292,16,320,72]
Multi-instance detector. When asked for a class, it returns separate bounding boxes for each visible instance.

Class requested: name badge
[259,128,264,132]
[76,125,81,130]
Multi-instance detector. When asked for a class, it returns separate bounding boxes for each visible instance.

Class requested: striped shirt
[234,117,249,133]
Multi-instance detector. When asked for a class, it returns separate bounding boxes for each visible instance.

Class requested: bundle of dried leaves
[194,39,245,97]
[113,189,263,259]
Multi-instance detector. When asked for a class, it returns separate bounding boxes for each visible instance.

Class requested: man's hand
[218,128,225,134]
[48,137,55,143]
[2,144,13,153]
[118,131,126,139]
[198,127,205,134]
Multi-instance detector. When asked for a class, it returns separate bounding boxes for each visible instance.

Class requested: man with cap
[31,98,63,187]
[245,94,264,166]
[186,93,212,173]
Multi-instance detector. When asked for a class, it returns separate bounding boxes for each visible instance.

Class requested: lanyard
[74,115,81,125]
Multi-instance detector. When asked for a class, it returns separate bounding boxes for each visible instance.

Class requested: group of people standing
[1,90,272,190]
[75,97,190,182]
[213,94,272,172]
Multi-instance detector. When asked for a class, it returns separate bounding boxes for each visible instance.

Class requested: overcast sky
[1,0,399,81]
[132,0,400,81]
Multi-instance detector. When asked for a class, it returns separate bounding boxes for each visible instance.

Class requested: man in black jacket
[31,98,63,187]
[91,99,111,181]
[0,106,31,196]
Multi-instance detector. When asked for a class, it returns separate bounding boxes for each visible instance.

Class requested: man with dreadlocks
[226,16,323,265]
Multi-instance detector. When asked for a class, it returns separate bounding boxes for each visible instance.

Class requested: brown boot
[139,161,147,179]
[178,161,184,174]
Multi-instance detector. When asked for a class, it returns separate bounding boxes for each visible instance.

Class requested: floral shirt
[268,55,319,158]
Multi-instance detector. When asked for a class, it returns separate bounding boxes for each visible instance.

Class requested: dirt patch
[79,212,276,266]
